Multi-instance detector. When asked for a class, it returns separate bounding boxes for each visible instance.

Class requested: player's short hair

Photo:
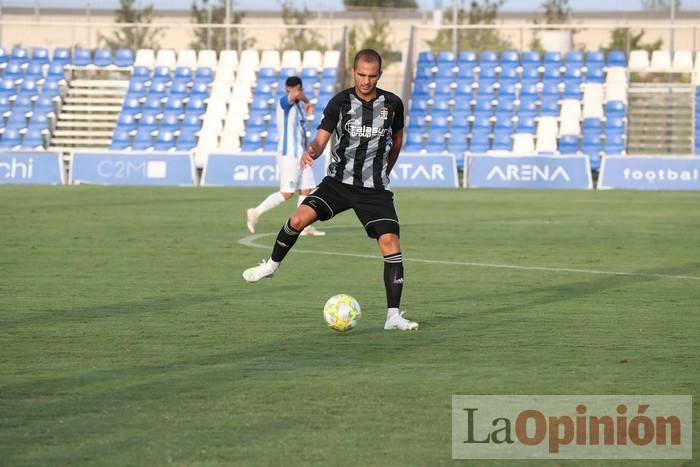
[353,49,382,71]
[285,76,303,88]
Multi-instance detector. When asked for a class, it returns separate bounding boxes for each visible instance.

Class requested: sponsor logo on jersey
[344,119,388,138]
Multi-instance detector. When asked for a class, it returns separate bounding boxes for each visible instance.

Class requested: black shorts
[302,177,400,239]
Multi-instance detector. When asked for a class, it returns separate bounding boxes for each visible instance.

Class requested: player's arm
[300,129,332,167]
[387,128,403,175]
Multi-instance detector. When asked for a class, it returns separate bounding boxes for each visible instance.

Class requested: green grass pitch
[1,186,698,466]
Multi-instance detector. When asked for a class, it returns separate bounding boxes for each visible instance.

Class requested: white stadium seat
[281,50,302,70]
[582,101,604,119]
[260,50,281,69]
[695,52,700,72]
[650,50,671,73]
[177,49,197,68]
[219,50,239,70]
[239,49,260,70]
[197,49,218,68]
[134,49,155,68]
[560,99,582,121]
[323,50,340,69]
[512,133,535,154]
[155,49,177,68]
[302,50,323,70]
[535,116,558,153]
[605,84,627,104]
[671,50,693,73]
[582,83,604,104]
[605,67,627,85]
[628,50,649,72]
[559,118,581,137]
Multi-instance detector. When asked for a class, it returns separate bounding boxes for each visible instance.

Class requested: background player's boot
[300,225,326,237]
[246,208,259,234]
[242,259,277,282]
[384,310,419,330]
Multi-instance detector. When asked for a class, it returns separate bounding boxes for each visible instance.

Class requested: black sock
[271,219,301,262]
[383,252,404,309]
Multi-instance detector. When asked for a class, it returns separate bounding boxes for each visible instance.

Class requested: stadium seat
[438,51,457,64]
[535,116,558,153]
[134,49,156,68]
[458,50,477,67]
[176,128,197,151]
[559,134,579,154]
[582,101,604,120]
[605,101,626,120]
[132,127,154,150]
[10,47,29,65]
[650,50,671,73]
[560,99,581,120]
[116,112,137,131]
[544,51,562,67]
[559,118,581,137]
[151,66,172,86]
[404,132,423,152]
[671,50,693,73]
[115,49,134,67]
[110,129,131,150]
[31,47,50,65]
[13,95,33,114]
[585,65,605,83]
[586,51,605,67]
[25,62,45,80]
[301,50,323,70]
[6,111,28,130]
[72,48,92,67]
[607,50,627,67]
[177,49,197,68]
[322,50,340,69]
[52,47,71,66]
[139,112,159,132]
[0,128,21,148]
[21,128,45,149]
[541,82,560,98]
[3,62,24,81]
[94,49,113,67]
[417,51,435,65]
[469,129,490,153]
[543,66,562,84]
[521,51,541,66]
[260,50,281,69]
[628,50,650,72]
[500,50,519,65]
[604,132,625,154]
[155,49,177,68]
[562,81,582,99]
[154,130,176,150]
[565,51,584,68]
[512,133,535,154]
[582,118,603,133]
[159,111,180,132]
[281,50,302,70]
[479,50,498,67]
[490,132,512,152]
[539,97,559,117]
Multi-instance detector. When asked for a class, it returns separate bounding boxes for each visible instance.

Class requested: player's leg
[354,191,418,330]
[242,177,348,283]
[245,156,296,234]
[298,166,325,237]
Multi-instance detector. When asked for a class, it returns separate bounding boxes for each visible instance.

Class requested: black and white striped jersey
[318,87,404,190]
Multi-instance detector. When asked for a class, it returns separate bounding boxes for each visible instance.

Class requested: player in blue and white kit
[246,76,325,237]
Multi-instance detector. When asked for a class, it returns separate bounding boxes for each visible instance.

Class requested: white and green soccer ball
[323,294,361,332]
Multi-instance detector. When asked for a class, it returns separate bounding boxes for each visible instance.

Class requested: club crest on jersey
[379,107,389,120]
[345,118,388,138]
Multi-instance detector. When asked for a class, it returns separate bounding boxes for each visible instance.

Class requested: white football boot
[300,225,326,237]
[242,259,277,282]
[246,208,259,234]
[384,311,419,331]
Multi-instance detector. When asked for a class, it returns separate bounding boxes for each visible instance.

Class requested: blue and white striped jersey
[276,95,308,158]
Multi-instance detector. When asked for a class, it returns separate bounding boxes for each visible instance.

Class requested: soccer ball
[323,294,361,332]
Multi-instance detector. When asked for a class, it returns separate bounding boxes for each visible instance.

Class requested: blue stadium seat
[479,50,498,67]
[174,66,193,81]
[164,97,184,113]
[321,68,337,79]
[541,82,560,98]
[132,127,154,150]
[10,47,29,65]
[18,79,39,98]
[176,128,197,151]
[446,136,468,156]
[46,62,66,81]
[21,128,45,149]
[412,81,431,98]
[417,51,435,65]
[519,82,538,99]
[559,134,579,154]
[565,51,584,68]
[181,112,202,131]
[72,48,92,67]
[473,97,493,118]
[13,95,33,114]
[121,95,141,115]
[604,133,625,154]
[131,66,151,84]
[564,67,582,84]
[521,51,541,66]
[469,129,490,153]
[4,62,24,81]
[0,48,6,67]
[425,138,445,153]
[148,81,168,99]
[516,115,536,133]
[415,65,433,80]
[94,49,112,67]
[493,115,513,131]
[154,130,176,150]
[301,67,318,79]
[498,80,517,99]
[191,81,210,98]
[606,116,625,133]
[139,113,159,132]
[438,51,457,64]
[607,50,627,67]
[432,98,450,112]
[28,111,50,131]
[520,64,540,85]
[251,95,271,110]
[404,132,423,152]
[562,82,582,100]
[605,101,626,119]
[491,132,512,151]
[52,47,71,66]
[581,133,602,157]
[586,51,605,67]
[242,131,263,151]
[30,47,50,65]
[144,95,164,114]
[451,114,470,133]
[34,94,56,115]
[433,78,453,97]
[542,66,562,84]
[586,65,605,83]
[6,111,28,130]
[247,110,268,128]
[452,99,471,115]
[472,114,492,129]
[195,67,214,83]
[430,111,450,130]
[544,51,562,67]
[116,112,137,131]
[458,50,477,66]
[258,67,276,79]
[25,62,45,81]
[518,98,538,117]
[159,111,181,132]
[0,94,10,115]
[169,81,190,101]
[499,64,518,81]
[435,62,456,79]
[540,96,559,117]
[495,99,515,120]
[454,80,473,96]
[110,129,131,150]
[410,98,429,113]
[115,48,134,67]
[151,66,172,86]
[0,128,21,148]
[500,50,519,65]
[279,67,296,79]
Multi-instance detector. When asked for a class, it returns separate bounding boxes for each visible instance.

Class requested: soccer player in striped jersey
[245,76,325,237]
[243,49,417,331]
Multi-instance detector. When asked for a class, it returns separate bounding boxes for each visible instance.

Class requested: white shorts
[278,156,316,193]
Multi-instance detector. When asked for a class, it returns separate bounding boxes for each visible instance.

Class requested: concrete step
[56,113,117,121]
[49,137,111,146]
[68,88,127,97]
[70,79,129,89]
[54,129,114,138]
[60,104,122,113]
[63,96,125,105]
[57,120,116,129]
